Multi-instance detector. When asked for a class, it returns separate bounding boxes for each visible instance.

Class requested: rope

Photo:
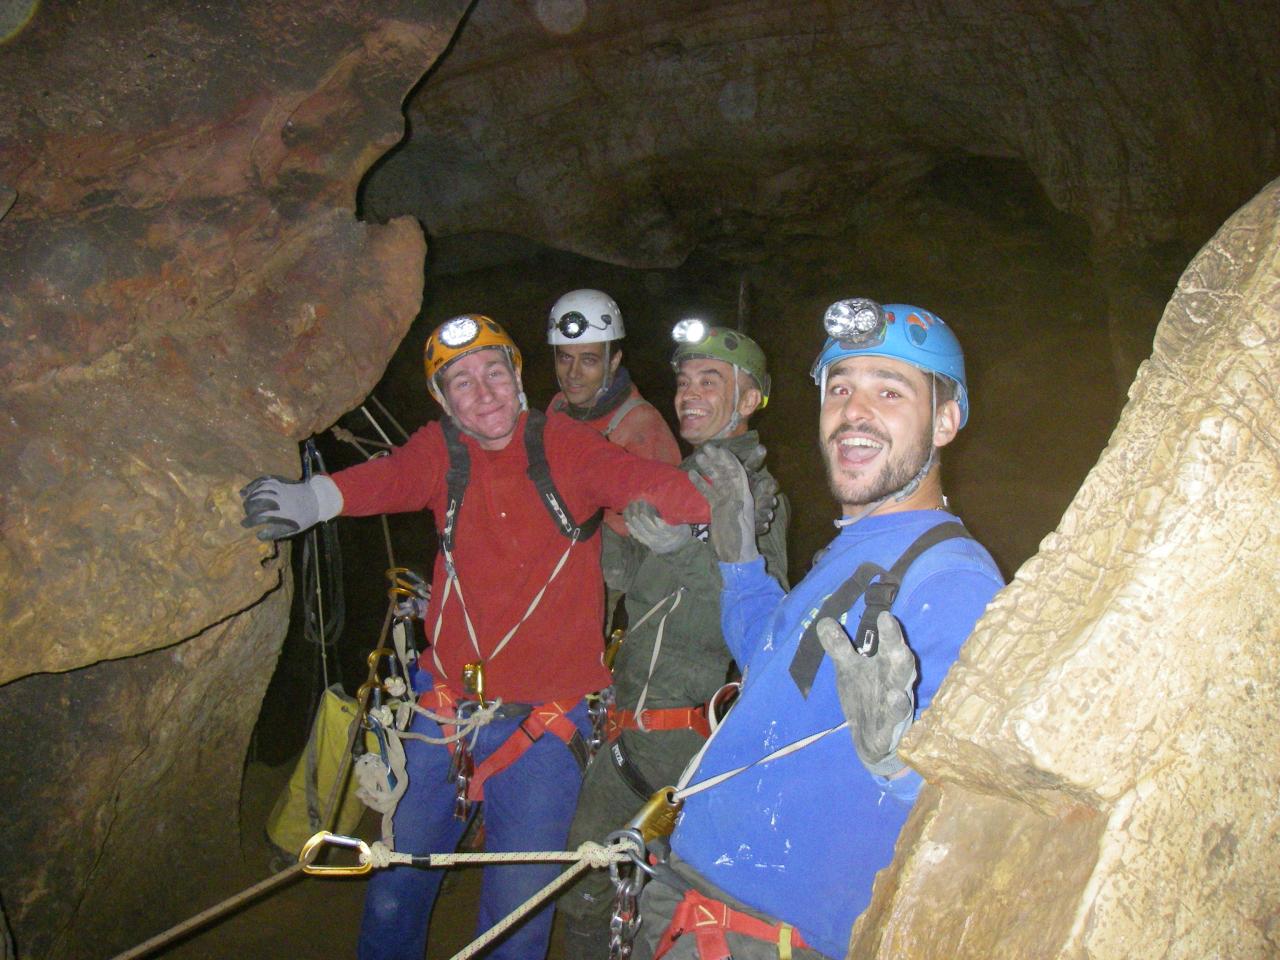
[107,864,305,960]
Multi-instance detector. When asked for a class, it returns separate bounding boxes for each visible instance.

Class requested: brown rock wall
[853,179,1280,959]
[0,3,467,956]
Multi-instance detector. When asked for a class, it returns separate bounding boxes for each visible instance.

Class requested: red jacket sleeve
[547,414,708,524]
[328,424,445,518]
[610,400,682,466]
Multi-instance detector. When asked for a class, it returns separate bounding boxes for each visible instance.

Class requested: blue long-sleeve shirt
[671,510,1004,958]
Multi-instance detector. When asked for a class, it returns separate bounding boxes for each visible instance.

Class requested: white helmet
[547,289,625,346]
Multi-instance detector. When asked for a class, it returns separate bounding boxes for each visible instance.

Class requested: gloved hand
[815,611,917,777]
[240,474,341,541]
[690,444,758,564]
[623,501,694,555]
[735,443,779,535]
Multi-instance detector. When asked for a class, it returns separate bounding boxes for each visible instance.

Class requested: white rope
[672,717,850,801]
[362,839,631,960]
[631,587,684,731]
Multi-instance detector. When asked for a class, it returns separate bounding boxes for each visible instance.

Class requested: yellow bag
[265,684,378,856]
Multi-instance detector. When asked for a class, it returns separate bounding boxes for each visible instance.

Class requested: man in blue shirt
[628,298,1005,960]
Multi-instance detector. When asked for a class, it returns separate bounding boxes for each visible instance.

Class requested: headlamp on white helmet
[546,289,625,346]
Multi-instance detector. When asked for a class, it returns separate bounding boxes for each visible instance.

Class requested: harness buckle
[461,660,487,705]
[587,686,615,758]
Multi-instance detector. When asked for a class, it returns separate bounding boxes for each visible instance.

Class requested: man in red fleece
[240,314,708,960]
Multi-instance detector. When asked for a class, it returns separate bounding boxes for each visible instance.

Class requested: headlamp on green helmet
[670,319,770,409]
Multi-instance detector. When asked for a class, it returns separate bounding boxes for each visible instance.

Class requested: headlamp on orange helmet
[423,314,524,404]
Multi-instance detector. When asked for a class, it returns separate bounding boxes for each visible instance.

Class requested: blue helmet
[810,298,969,428]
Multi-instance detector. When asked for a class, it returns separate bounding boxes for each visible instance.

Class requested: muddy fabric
[560,431,788,955]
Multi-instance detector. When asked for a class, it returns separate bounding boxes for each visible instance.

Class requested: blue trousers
[357,697,590,960]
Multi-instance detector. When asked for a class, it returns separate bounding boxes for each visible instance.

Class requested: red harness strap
[416,685,460,734]
[652,888,809,960]
[466,699,581,802]
[608,705,711,738]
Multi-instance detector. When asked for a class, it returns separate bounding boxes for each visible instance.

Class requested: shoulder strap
[788,520,972,697]
[523,408,604,541]
[439,418,470,554]
[602,394,646,437]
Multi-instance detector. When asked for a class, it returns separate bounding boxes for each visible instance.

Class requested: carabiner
[299,831,373,876]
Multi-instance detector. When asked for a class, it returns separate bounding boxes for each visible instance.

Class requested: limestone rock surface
[853,178,1280,959]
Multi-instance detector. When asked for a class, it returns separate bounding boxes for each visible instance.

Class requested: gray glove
[690,444,758,564]
[816,611,917,777]
[239,474,341,541]
[735,443,779,535]
[623,500,694,555]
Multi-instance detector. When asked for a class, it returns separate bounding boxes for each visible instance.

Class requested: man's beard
[823,421,934,508]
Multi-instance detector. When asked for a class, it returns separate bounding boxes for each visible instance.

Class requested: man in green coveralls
[559,321,790,959]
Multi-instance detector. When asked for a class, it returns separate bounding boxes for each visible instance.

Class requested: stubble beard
[823,422,933,509]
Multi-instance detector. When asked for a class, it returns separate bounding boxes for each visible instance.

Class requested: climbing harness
[651,888,811,960]
[428,409,602,687]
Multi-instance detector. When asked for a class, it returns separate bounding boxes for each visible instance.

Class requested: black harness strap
[438,411,602,551]
[788,521,973,697]
[609,736,656,801]
[523,409,603,540]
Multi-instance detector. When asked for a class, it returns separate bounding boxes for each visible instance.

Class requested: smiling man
[628,300,1005,960]
[239,314,710,960]
[547,289,680,459]
[558,320,787,960]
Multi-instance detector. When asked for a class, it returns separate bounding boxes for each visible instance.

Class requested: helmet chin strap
[711,365,743,440]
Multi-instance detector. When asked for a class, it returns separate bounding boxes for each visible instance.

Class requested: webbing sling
[788,520,973,697]
[602,394,645,437]
[439,409,602,551]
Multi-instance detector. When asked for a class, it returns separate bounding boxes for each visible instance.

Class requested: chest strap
[788,520,973,697]
[439,409,602,553]
[653,888,810,960]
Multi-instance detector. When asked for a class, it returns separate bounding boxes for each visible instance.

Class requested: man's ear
[737,383,763,419]
[932,399,961,448]
[609,348,623,375]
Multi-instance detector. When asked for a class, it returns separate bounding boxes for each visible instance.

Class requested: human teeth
[838,437,880,448]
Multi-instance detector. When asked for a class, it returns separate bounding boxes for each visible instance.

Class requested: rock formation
[0,3,466,956]
[851,177,1280,960]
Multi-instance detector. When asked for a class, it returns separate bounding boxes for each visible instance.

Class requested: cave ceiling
[363,0,1280,271]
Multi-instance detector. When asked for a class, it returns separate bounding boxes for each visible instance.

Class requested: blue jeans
[357,696,590,960]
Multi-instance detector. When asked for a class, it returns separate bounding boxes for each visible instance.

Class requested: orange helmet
[423,314,523,399]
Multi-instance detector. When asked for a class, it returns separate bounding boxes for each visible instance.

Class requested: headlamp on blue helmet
[811,298,970,428]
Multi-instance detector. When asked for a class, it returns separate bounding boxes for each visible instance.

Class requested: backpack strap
[602,394,645,437]
[523,408,603,541]
[788,521,972,697]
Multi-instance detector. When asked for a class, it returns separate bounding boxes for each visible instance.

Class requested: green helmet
[670,320,770,409]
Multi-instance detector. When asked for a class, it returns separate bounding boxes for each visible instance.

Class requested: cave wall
[852,179,1280,959]
[1,1,1278,958]
[0,3,468,956]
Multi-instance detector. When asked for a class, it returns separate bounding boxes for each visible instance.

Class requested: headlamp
[553,311,589,339]
[439,315,480,348]
[672,318,708,345]
[824,298,885,344]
